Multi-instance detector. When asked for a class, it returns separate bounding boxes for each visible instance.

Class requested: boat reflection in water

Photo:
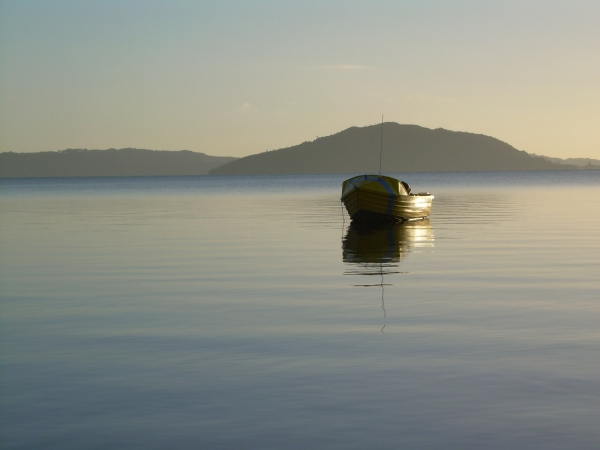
[342,220,434,331]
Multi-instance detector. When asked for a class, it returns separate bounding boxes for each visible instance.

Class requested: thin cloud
[229,102,259,114]
[325,64,371,70]
[238,102,251,113]
[405,92,456,103]
[304,64,373,71]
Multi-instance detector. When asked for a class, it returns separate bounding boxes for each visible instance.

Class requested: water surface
[1,171,599,449]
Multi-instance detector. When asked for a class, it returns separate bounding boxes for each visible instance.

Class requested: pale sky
[1,0,599,159]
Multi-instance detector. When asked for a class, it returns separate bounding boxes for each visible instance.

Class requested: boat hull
[341,175,433,223]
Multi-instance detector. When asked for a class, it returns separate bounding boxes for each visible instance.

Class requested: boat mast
[379,115,383,176]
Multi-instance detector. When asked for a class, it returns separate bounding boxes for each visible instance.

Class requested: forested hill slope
[209,123,572,175]
[0,148,237,178]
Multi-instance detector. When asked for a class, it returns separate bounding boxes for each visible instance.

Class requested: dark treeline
[210,123,580,175]
[0,148,237,178]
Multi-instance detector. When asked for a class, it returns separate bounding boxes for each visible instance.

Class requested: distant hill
[0,148,237,178]
[537,156,600,168]
[210,123,576,175]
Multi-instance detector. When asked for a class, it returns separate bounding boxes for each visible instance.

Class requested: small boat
[341,174,434,223]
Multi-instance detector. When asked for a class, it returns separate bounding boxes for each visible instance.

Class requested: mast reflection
[342,220,434,331]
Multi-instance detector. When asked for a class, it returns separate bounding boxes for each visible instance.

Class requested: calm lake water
[1,171,600,449]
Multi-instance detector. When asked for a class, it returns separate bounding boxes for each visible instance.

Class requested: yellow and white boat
[341,174,434,223]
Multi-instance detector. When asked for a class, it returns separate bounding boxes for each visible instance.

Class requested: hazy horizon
[1,1,599,159]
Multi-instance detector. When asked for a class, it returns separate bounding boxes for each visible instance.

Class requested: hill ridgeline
[210,123,574,175]
[0,148,237,178]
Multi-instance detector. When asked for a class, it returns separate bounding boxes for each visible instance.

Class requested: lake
[1,171,599,449]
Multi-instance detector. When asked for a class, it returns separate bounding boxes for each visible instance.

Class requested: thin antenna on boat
[379,115,383,176]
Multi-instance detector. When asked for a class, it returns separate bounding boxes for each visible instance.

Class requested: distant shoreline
[0,148,237,178]
[3,124,600,178]
[2,168,600,181]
